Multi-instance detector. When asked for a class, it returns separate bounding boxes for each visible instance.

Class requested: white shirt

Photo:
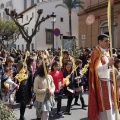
[97,46,111,80]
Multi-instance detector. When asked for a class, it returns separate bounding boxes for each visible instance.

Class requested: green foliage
[0,100,17,120]
[74,47,80,59]
[55,0,84,11]
[71,45,80,59]
[0,18,19,41]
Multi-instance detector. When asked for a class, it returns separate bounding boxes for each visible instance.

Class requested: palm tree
[55,0,84,36]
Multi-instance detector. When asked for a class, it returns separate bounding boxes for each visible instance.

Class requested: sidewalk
[13,94,88,120]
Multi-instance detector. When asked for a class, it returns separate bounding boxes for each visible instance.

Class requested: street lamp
[51,12,56,51]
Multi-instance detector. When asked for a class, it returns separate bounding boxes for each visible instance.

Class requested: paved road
[13,93,88,120]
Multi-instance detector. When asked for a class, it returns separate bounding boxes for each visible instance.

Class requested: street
[13,93,88,120]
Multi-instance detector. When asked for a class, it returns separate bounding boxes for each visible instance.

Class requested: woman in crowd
[49,61,64,117]
[15,62,32,120]
[63,62,75,115]
[34,64,55,120]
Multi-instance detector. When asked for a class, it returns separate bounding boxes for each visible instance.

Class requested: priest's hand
[108,57,114,66]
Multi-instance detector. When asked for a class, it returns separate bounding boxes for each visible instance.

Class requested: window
[22,18,23,23]
[24,0,27,10]
[60,17,63,22]
[26,44,27,50]
[32,12,34,18]
[46,29,53,44]
[9,1,12,7]
[6,1,12,7]
[18,45,20,50]
[13,44,16,49]
[3,12,6,19]
[31,0,34,6]
[26,15,28,21]
[6,2,9,7]
[37,0,39,2]
[3,12,9,20]
[1,3,4,9]
[100,22,108,34]
[6,15,9,20]
[31,43,34,51]
[22,44,24,51]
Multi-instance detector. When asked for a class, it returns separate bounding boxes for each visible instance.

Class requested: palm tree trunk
[69,10,72,36]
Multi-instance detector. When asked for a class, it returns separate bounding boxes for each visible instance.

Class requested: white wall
[35,0,78,50]
[12,0,24,13]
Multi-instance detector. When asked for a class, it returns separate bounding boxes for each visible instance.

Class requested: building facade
[0,0,13,20]
[15,0,79,50]
[78,0,120,48]
[0,0,50,19]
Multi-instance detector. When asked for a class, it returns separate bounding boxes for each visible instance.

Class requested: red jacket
[49,71,63,92]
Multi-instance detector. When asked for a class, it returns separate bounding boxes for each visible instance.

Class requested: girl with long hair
[15,62,32,120]
[34,64,55,120]
[63,62,75,115]
[49,61,64,117]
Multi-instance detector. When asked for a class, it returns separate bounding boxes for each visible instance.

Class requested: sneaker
[67,112,71,115]
[56,112,65,117]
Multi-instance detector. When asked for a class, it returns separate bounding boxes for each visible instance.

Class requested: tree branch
[31,15,51,38]
[23,17,32,27]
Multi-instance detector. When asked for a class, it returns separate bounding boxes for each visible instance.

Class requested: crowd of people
[0,34,120,120]
[0,46,89,120]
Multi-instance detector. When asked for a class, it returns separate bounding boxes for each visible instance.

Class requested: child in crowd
[1,67,18,108]
[49,61,64,117]
[63,62,75,115]
[73,59,87,109]
[33,59,42,119]
[34,64,55,120]
[5,57,17,77]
